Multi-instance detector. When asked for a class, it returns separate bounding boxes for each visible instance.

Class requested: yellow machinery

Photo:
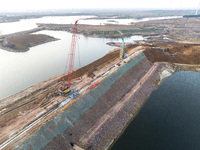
[62,88,71,95]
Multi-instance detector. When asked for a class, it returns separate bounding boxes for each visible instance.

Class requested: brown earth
[59,44,140,83]
[79,62,159,145]
[144,43,200,64]
[0,34,57,51]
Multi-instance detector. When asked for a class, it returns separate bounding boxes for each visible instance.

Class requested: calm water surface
[112,71,200,150]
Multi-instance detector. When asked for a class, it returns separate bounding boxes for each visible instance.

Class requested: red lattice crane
[59,20,79,97]
[67,20,78,88]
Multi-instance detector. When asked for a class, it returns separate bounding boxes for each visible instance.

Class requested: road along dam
[4,52,163,150]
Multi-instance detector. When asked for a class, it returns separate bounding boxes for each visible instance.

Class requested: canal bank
[1,39,200,149]
[2,52,200,149]
[11,52,164,150]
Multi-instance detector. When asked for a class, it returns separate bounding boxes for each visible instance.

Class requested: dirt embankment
[37,55,156,150]
[0,44,141,147]
[143,43,200,64]
[40,41,200,150]
[60,44,138,82]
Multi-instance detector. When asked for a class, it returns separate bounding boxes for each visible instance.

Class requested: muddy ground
[144,43,200,64]
[0,34,57,51]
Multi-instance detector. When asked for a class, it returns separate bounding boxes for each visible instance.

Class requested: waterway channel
[111,71,200,150]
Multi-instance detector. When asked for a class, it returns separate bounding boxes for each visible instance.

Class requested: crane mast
[59,20,79,97]
[67,20,78,88]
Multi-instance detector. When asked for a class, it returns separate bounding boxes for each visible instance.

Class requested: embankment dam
[14,53,163,150]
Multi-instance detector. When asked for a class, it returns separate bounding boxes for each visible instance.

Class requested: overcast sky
[2,0,200,11]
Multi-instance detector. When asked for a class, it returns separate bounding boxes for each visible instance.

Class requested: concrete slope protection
[14,53,157,150]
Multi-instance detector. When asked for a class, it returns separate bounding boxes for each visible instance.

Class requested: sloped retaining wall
[15,53,161,150]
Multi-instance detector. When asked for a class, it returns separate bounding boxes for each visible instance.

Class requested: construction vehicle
[59,20,79,98]
[59,80,71,96]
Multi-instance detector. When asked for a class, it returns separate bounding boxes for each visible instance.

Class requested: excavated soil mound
[144,43,200,64]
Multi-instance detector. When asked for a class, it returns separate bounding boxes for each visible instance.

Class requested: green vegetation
[91,30,120,36]
[91,28,163,36]
[121,28,163,33]
[115,16,133,19]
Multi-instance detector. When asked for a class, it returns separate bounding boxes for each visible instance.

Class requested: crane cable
[77,35,81,68]
[64,51,70,77]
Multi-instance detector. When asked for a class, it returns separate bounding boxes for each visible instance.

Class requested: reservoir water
[112,71,200,150]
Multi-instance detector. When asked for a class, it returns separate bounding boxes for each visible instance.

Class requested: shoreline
[108,62,200,150]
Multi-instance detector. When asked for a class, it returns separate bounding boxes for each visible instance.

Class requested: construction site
[1,15,200,150]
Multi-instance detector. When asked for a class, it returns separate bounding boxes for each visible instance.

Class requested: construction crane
[67,20,78,88]
[122,37,127,58]
[117,30,127,58]
[59,20,79,98]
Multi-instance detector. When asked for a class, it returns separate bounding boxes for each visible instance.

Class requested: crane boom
[67,20,78,88]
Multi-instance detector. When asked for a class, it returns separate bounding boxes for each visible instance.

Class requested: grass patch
[91,28,163,36]
[91,30,120,36]
[121,28,163,34]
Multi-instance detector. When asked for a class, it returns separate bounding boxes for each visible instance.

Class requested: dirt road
[80,62,159,144]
